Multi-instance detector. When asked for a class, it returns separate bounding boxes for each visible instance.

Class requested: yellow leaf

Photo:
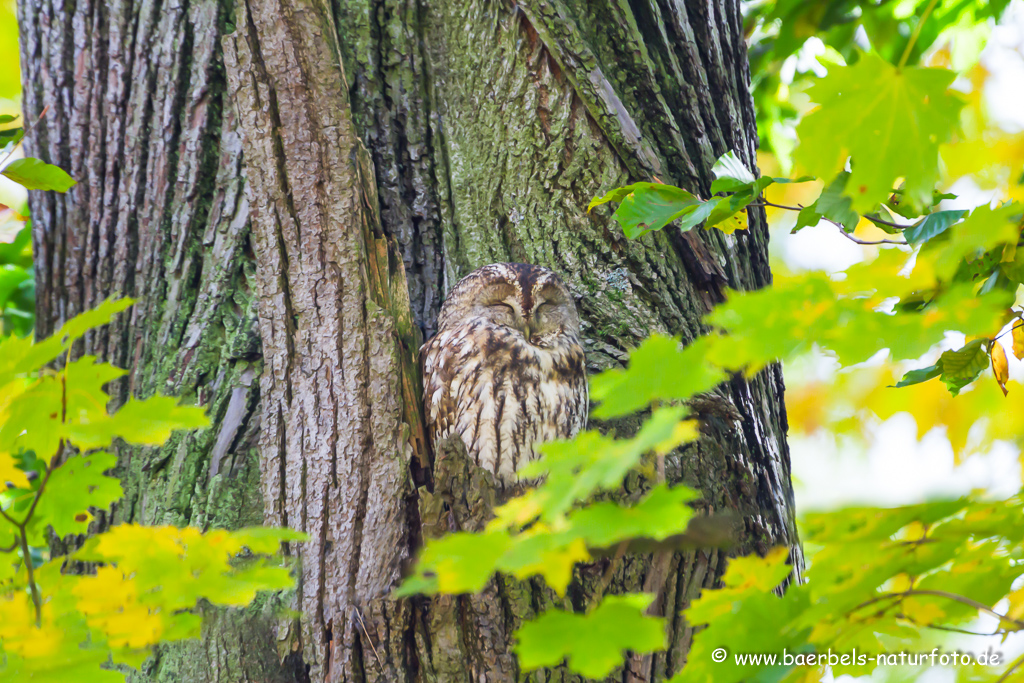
[1006,587,1024,622]
[722,546,792,591]
[0,450,28,488]
[887,573,913,593]
[515,537,590,596]
[0,592,65,659]
[491,492,545,529]
[992,341,1009,396]
[654,420,698,455]
[74,566,164,648]
[712,211,748,234]
[902,597,946,625]
[1013,323,1024,361]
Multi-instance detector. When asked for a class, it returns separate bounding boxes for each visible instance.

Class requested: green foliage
[744,0,1009,164]
[515,594,667,678]
[795,53,963,212]
[398,319,717,676]
[793,172,858,232]
[0,222,34,337]
[0,301,305,680]
[0,109,79,339]
[0,158,76,193]
[587,151,809,238]
[674,497,1024,682]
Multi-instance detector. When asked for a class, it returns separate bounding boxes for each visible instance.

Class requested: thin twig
[994,319,1024,342]
[0,506,17,526]
[752,200,909,245]
[752,200,804,212]
[0,105,49,170]
[894,612,1003,637]
[910,589,1024,627]
[834,228,908,246]
[852,589,1024,631]
[352,607,385,675]
[14,354,69,626]
[996,652,1024,683]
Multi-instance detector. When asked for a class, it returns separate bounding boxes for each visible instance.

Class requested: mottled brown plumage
[421,263,588,484]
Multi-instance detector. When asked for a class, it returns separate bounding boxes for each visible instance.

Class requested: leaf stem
[898,0,940,69]
[17,527,41,626]
[3,357,70,628]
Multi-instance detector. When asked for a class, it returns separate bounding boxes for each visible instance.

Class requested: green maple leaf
[590,334,725,419]
[0,297,133,382]
[524,407,697,520]
[26,451,123,544]
[64,395,209,450]
[515,594,666,678]
[568,484,699,548]
[794,172,859,232]
[396,530,512,596]
[796,53,963,213]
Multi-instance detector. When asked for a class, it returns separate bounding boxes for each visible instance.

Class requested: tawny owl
[421,263,588,484]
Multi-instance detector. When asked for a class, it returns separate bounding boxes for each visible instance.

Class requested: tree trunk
[19,0,800,681]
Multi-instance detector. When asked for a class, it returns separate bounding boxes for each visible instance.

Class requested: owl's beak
[520,319,534,340]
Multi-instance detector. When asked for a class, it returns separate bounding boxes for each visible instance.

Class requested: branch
[863,213,908,230]
[851,589,1024,631]
[834,229,908,246]
[17,528,41,626]
[752,200,909,246]
[994,319,1024,342]
[895,612,1003,637]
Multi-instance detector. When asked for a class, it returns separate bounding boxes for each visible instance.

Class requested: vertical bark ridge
[224,2,425,680]
[19,0,307,680]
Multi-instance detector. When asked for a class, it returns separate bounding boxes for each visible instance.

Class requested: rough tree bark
[19,0,800,681]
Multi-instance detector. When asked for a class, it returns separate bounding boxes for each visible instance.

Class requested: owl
[421,263,588,484]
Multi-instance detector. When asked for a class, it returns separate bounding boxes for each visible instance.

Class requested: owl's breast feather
[422,319,588,484]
